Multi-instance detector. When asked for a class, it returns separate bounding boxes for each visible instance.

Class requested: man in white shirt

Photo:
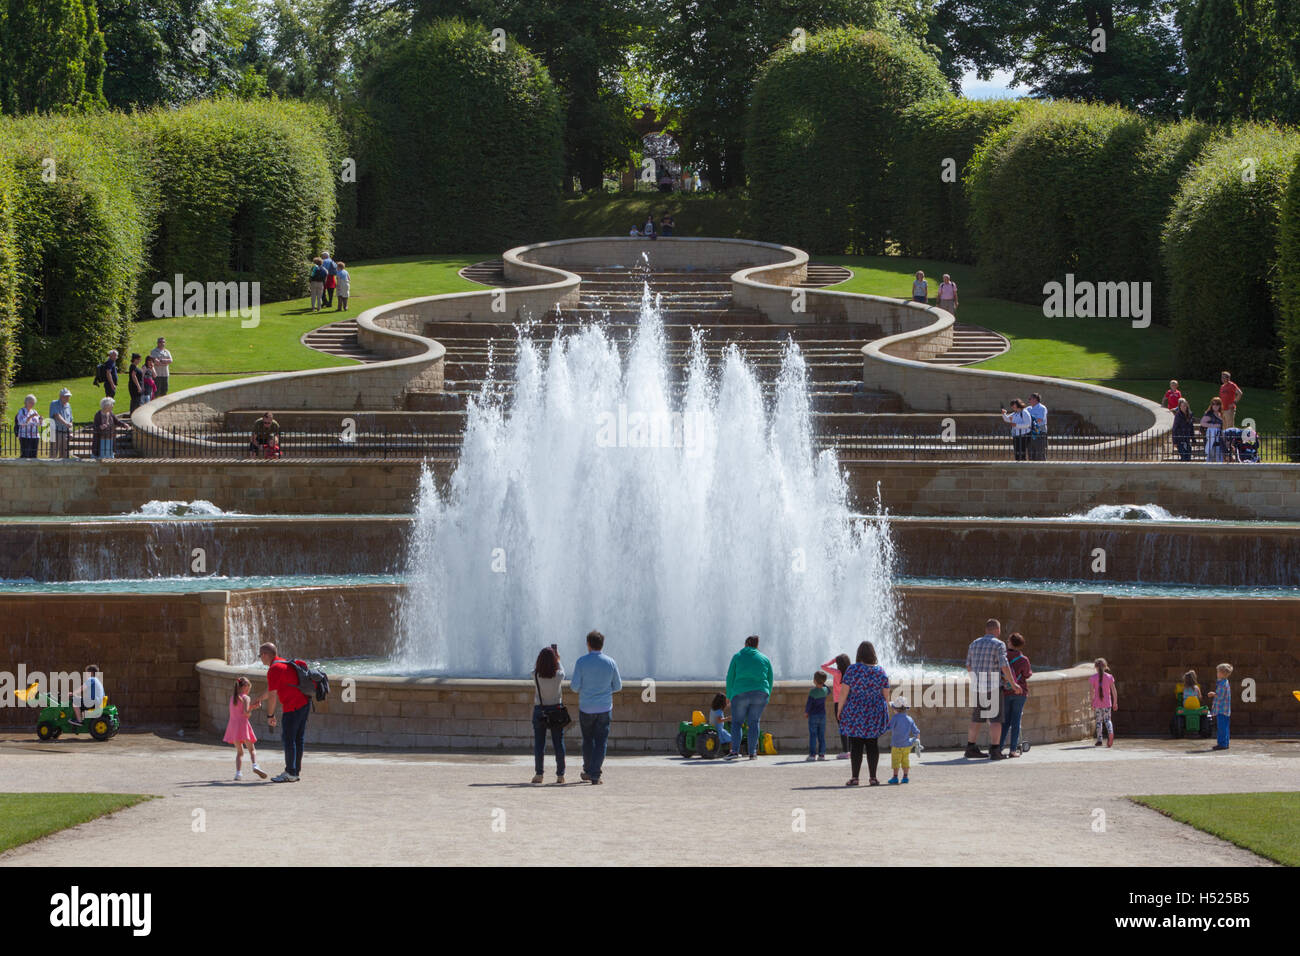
[149,337,173,396]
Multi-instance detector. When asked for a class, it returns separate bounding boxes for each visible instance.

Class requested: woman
[997,632,1032,757]
[660,213,675,237]
[15,394,41,459]
[837,641,890,786]
[1172,397,1195,461]
[531,645,567,785]
[93,397,117,459]
[127,353,143,413]
[1201,397,1224,463]
[1001,399,1032,461]
[141,356,158,405]
[308,257,326,312]
[937,273,958,314]
[911,270,928,303]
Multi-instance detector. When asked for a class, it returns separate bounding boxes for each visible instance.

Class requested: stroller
[1218,427,1259,463]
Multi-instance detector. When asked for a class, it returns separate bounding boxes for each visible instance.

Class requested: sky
[961,69,1023,100]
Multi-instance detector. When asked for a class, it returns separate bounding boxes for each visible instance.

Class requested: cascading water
[397,285,902,679]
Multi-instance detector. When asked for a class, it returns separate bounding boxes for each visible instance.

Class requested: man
[725,635,774,760]
[965,619,1022,760]
[568,630,622,785]
[249,411,281,457]
[96,350,119,399]
[69,665,105,726]
[1219,372,1242,429]
[254,642,310,783]
[1026,393,1048,461]
[48,389,73,458]
[149,338,173,397]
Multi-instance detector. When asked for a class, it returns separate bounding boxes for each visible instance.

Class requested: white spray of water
[397,286,902,679]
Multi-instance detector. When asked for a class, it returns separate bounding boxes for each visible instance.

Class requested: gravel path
[2,733,1293,866]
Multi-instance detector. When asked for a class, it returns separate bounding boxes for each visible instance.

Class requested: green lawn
[0,792,156,853]
[6,254,487,419]
[556,193,752,239]
[1131,792,1300,866]
[826,255,1286,434]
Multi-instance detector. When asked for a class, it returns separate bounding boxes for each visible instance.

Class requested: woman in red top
[997,632,1032,757]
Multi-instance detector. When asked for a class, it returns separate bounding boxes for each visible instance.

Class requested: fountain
[396,287,904,679]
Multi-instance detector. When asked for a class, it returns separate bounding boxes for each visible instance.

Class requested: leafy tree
[1179,0,1299,125]
[0,0,107,114]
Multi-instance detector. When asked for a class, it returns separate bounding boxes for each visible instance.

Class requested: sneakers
[748,753,757,760]
[817,754,827,761]
[1211,744,1229,751]
[1095,739,1104,747]
[234,771,243,781]
[556,775,566,785]
[887,776,899,785]
[964,743,987,759]
[901,776,910,784]
[590,777,602,785]
[805,755,817,762]
[270,772,299,783]
[836,752,850,760]
[724,751,740,761]
[580,771,591,781]
[531,773,544,784]
[252,764,268,779]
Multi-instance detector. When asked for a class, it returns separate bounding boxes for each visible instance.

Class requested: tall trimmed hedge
[1165,125,1300,390]
[145,99,341,301]
[340,19,564,257]
[746,27,949,256]
[967,102,1212,316]
[888,98,1026,263]
[0,114,155,385]
[1282,154,1300,433]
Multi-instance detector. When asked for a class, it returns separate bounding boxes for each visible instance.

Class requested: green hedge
[889,98,1026,263]
[0,114,154,386]
[1282,153,1300,433]
[1165,125,1300,391]
[967,102,1211,313]
[145,99,341,302]
[340,19,563,258]
[746,27,949,256]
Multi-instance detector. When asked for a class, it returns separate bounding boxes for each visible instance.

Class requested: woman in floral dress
[838,641,891,786]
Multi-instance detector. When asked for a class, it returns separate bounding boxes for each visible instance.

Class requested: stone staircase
[301,320,383,364]
[924,323,1009,366]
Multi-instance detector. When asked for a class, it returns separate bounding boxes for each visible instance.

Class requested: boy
[887,697,920,784]
[69,665,105,725]
[805,672,829,761]
[1208,663,1233,750]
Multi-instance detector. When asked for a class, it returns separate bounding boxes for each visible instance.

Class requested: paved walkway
[1,733,1294,866]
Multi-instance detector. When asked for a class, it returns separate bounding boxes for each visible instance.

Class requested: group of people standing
[1168,373,1245,462]
[1000,393,1049,460]
[308,252,350,313]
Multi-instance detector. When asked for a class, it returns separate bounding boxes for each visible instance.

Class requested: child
[805,672,830,761]
[1208,663,1233,750]
[822,653,852,759]
[887,697,920,784]
[335,261,350,311]
[708,693,731,751]
[225,677,267,780]
[1164,379,1182,411]
[1181,669,1202,703]
[1090,657,1117,747]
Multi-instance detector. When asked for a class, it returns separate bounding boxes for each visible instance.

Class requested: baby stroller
[1218,427,1259,463]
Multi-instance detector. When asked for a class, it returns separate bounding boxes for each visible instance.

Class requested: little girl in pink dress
[224,677,267,780]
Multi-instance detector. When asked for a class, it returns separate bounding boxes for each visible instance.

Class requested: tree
[648,0,899,191]
[0,0,107,114]
[1179,0,1299,125]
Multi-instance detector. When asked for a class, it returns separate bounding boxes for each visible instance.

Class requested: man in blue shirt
[568,630,622,785]
[1026,393,1048,460]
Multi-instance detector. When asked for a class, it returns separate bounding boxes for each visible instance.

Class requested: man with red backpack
[254,641,312,783]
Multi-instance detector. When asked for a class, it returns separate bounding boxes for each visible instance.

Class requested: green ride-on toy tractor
[676,710,728,758]
[33,693,120,742]
[1170,683,1213,739]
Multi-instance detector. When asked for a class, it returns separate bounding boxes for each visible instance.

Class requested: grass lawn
[556,193,752,239]
[0,792,156,854]
[5,254,487,420]
[1130,792,1300,866]
[827,255,1286,434]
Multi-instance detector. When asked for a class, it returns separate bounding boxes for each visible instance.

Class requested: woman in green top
[724,635,773,760]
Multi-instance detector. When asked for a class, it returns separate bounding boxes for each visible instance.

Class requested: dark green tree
[0,0,106,114]
[1179,0,1299,125]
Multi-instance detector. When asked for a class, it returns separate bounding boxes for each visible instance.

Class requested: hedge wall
[967,101,1211,314]
[0,114,155,386]
[0,147,20,412]
[145,99,341,302]
[746,27,949,256]
[1282,153,1300,432]
[340,19,563,258]
[1165,125,1300,390]
[888,98,1026,263]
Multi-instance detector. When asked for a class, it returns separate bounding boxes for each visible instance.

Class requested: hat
[891,696,909,709]
[59,388,71,397]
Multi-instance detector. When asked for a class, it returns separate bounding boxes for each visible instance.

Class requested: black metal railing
[4,424,1298,463]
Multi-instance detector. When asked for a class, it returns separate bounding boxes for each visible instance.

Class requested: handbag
[533,672,572,730]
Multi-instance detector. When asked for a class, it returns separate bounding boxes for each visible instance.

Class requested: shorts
[891,747,911,770]
[970,681,1005,722]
